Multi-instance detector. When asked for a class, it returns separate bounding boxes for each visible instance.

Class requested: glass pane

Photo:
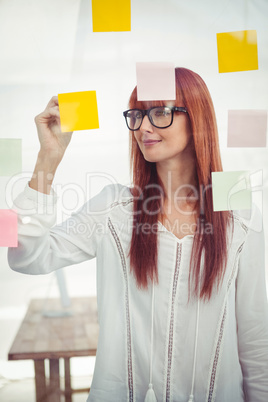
[150,107,172,127]
[127,110,142,130]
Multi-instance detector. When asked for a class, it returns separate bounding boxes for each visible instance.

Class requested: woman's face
[133,105,194,164]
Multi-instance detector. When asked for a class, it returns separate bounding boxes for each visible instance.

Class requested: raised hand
[34,96,73,163]
[29,96,73,194]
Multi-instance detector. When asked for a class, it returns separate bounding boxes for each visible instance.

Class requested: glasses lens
[125,110,142,130]
[149,107,172,128]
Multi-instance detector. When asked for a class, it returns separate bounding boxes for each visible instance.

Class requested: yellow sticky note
[217,30,258,73]
[58,91,99,132]
[92,0,131,32]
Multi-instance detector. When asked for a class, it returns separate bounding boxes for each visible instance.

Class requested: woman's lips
[143,140,162,146]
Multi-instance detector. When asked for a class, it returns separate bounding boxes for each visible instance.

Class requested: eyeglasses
[123,106,188,131]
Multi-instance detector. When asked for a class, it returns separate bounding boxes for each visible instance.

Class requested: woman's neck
[156,153,198,216]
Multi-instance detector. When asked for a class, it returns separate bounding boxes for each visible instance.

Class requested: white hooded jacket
[8,182,268,402]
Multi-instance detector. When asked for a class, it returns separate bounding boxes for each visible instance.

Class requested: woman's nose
[139,115,153,132]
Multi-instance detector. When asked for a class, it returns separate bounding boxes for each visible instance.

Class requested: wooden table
[8,297,99,402]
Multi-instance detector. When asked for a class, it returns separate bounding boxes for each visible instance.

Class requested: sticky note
[212,171,251,211]
[92,0,131,32]
[58,91,99,132]
[136,62,176,101]
[217,30,258,73]
[0,139,22,176]
[227,110,267,147]
[0,209,18,247]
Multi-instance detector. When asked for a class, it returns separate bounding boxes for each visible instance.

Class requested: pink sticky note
[227,110,267,147]
[136,62,176,101]
[0,210,18,247]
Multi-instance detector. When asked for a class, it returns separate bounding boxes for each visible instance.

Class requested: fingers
[34,106,60,125]
[47,106,60,117]
[46,96,59,108]
[41,96,59,114]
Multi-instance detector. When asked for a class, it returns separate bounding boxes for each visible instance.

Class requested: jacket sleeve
[235,206,268,401]
[8,182,117,275]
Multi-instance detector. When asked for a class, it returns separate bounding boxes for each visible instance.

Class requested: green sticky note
[0,139,22,176]
[212,171,251,211]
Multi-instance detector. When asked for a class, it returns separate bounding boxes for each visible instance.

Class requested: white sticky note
[227,110,267,147]
[136,62,176,101]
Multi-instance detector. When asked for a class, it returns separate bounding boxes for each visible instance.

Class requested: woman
[8,68,268,401]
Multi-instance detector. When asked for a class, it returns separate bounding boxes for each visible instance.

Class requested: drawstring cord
[149,280,154,386]
[187,251,203,402]
[187,296,200,402]
[144,280,157,401]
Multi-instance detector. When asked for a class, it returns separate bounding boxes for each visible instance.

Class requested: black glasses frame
[123,106,188,131]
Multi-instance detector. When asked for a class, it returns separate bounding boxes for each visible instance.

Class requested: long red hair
[127,67,232,301]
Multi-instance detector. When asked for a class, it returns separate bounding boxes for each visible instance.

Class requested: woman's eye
[155,109,170,117]
[127,112,141,119]
[132,111,142,119]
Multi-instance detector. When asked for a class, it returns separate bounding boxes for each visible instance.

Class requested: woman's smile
[142,139,162,146]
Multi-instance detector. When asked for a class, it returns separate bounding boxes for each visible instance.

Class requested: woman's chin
[142,154,159,163]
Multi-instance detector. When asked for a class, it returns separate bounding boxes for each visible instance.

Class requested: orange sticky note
[58,91,99,132]
[92,0,131,32]
[217,30,258,73]
[0,209,18,247]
